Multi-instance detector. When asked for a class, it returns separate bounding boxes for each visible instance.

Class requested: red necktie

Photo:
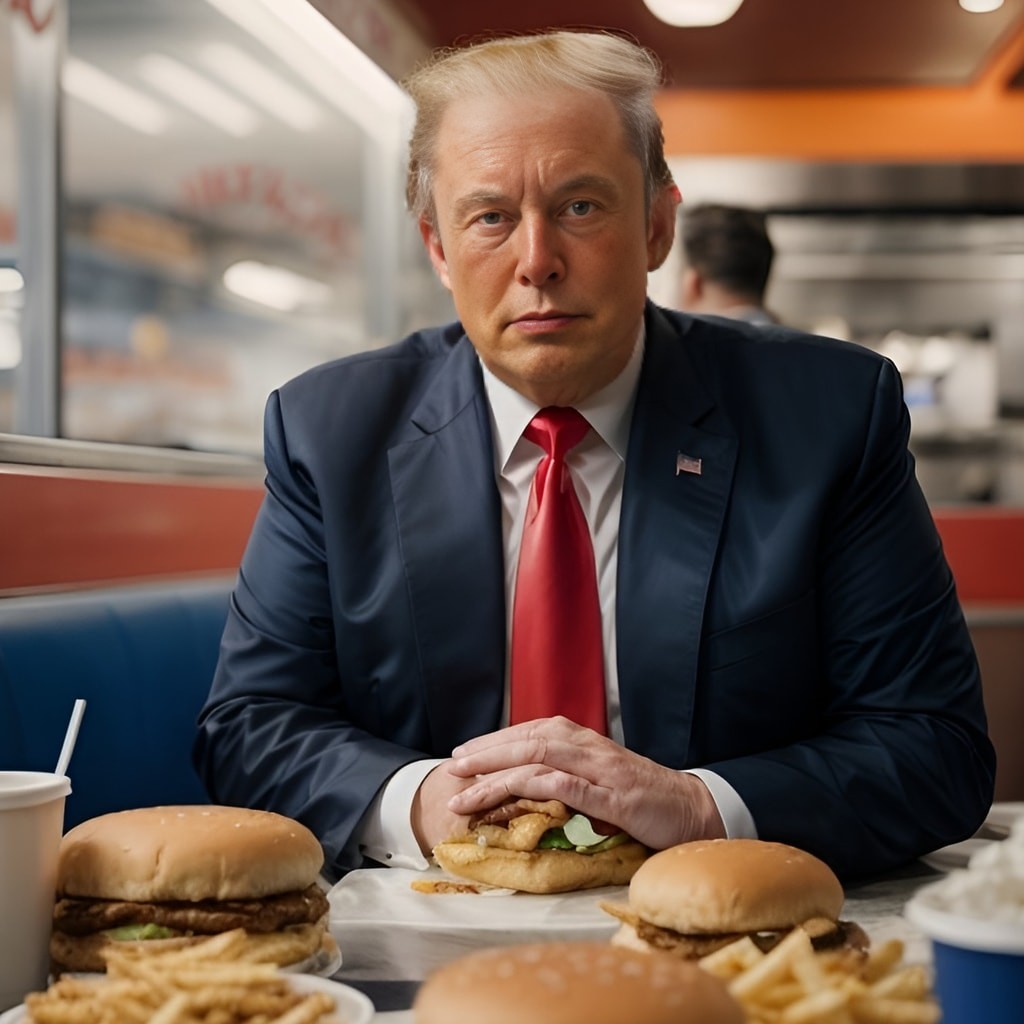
[510,407,607,733]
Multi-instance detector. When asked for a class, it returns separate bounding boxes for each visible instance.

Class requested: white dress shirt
[358,329,756,868]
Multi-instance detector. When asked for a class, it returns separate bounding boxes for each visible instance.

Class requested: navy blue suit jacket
[194,302,995,881]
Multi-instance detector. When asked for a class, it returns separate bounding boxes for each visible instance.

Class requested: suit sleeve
[193,391,423,879]
[705,357,996,879]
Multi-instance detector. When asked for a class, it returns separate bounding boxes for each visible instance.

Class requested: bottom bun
[431,840,647,894]
[50,932,196,973]
[50,918,327,974]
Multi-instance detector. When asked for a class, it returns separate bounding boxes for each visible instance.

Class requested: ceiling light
[0,268,25,294]
[643,0,745,27]
[223,260,333,312]
[198,42,323,132]
[202,0,412,146]
[63,57,169,135]
[959,0,1004,11]
[137,54,259,137]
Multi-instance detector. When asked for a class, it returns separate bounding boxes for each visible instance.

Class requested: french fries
[699,929,940,1024]
[25,930,341,1024]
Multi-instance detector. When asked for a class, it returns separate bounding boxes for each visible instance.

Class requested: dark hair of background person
[680,203,775,305]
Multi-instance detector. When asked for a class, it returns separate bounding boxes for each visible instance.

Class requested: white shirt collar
[480,323,645,474]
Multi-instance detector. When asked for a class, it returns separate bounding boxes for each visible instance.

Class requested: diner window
[2,0,451,458]
[60,0,453,455]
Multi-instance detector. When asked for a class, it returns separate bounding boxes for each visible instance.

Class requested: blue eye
[568,201,593,216]
[479,211,503,225]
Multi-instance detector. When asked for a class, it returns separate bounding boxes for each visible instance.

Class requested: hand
[444,716,726,850]
[411,760,476,856]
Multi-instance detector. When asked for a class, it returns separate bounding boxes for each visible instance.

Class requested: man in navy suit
[193,31,994,882]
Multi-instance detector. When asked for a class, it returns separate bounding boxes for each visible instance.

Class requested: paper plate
[328,866,625,981]
[0,973,373,1024]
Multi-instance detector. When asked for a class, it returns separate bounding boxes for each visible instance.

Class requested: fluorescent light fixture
[63,57,169,135]
[198,42,323,131]
[202,0,412,145]
[137,54,259,137]
[0,267,25,294]
[643,0,745,27]
[959,0,1004,11]
[223,260,333,312]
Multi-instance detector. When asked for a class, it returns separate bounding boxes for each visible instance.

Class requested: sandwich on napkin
[431,798,647,894]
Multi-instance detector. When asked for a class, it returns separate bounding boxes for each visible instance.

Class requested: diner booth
[1,1,1024,1019]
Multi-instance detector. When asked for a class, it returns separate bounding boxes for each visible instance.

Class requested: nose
[514,215,565,287]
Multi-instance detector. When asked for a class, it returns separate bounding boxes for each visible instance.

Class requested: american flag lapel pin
[676,451,702,476]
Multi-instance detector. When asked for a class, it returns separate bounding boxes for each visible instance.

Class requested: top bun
[629,839,844,935]
[57,805,324,902]
[413,941,744,1024]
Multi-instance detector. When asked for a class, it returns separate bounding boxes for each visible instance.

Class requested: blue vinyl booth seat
[0,578,232,830]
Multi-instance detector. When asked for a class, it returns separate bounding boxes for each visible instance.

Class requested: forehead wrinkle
[554,174,622,201]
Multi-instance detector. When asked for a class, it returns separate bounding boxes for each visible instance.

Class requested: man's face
[419,87,676,408]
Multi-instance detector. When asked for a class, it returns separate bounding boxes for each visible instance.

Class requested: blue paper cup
[906,880,1024,1024]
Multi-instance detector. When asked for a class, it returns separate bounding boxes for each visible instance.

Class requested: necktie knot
[524,407,590,461]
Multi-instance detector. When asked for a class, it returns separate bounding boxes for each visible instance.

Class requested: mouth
[509,311,582,333]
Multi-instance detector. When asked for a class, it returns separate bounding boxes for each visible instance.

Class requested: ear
[680,266,702,307]
[646,183,680,272]
[419,215,453,292]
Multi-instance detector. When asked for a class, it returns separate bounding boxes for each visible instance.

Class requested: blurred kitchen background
[1,0,1023,506]
[659,161,1024,506]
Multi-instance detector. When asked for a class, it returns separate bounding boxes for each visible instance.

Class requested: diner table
[328,850,960,1023]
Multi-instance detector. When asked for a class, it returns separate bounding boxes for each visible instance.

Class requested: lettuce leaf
[537,828,574,850]
[538,814,629,854]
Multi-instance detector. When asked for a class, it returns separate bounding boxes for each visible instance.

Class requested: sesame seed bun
[412,941,745,1024]
[57,805,323,902]
[627,839,844,935]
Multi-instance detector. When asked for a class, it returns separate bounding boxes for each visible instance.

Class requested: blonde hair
[403,30,673,224]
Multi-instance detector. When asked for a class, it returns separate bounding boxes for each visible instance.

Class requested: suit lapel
[617,307,738,767]
[388,337,506,754]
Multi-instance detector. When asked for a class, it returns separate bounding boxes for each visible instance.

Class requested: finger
[450,737,611,781]
[449,735,555,777]
[451,716,592,758]
[447,766,615,819]
[451,731,619,780]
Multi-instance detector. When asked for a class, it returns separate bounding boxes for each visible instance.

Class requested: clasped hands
[412,716,725,856]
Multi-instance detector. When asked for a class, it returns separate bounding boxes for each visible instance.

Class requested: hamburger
[431,798,647,894]
[50,805,332,974]
[603,838,869,959]
[412,940,745,1024]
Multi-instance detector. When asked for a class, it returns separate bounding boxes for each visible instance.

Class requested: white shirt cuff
[357,758,445,870]
[684,768,758,839]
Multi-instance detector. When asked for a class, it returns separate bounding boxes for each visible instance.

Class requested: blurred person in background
[194,30,994,883]
[679,203,779,326]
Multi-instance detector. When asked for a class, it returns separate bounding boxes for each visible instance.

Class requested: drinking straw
[55,698,87,778]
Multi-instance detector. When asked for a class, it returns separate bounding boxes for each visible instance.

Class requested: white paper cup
[0,772,71,1012]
